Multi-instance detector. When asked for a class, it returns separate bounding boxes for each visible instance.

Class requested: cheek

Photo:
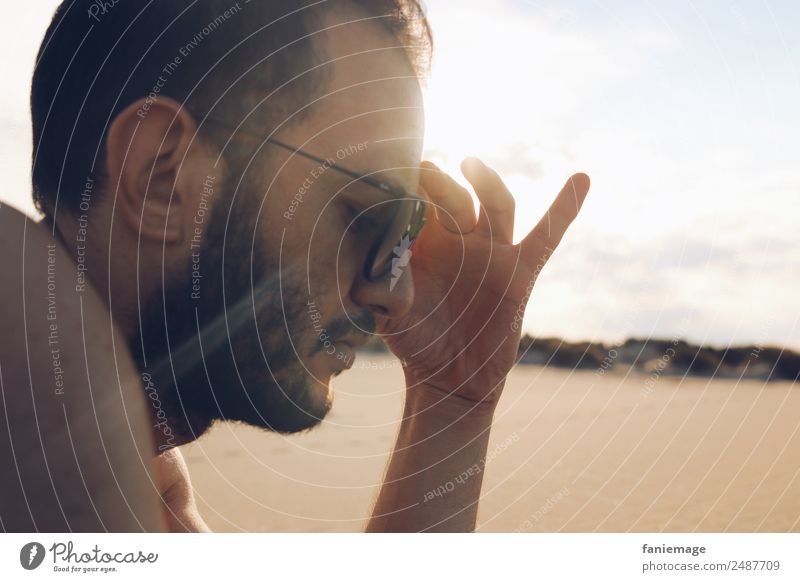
[309,210,366,290]
[307,238,361,306]
[271,208,361,302]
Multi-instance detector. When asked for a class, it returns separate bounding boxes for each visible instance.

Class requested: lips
[339,334,369,349]
[338,332,372,365]
[320,336,366,374]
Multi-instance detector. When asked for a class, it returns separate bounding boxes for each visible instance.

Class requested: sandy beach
[182,355,800,532]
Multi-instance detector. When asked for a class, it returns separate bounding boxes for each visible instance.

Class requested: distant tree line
[358,335,800,382]
[515,336,799,382]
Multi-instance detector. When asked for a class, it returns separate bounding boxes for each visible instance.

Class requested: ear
[105,96,201,245]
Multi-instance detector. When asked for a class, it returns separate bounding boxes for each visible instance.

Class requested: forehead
[280,8,426,191]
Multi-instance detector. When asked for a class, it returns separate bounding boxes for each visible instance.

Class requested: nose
[349,263,415,318]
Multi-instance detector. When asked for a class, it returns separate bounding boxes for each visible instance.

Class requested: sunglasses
[190,111,427,282]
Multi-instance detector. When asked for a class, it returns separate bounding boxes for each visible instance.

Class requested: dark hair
[31,0,432,218]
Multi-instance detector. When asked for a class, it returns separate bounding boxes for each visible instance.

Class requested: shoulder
[0,203,48,264]
[0,203,164,532]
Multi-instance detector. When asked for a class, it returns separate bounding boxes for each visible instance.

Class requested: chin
[208,362,332,435]
[265,370,333,434]
[308,373,333,407]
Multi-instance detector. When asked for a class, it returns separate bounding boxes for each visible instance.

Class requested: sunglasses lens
[366,198,425,281]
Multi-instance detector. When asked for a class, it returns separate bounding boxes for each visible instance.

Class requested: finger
[520,172,590,267]
[420,161,477,234]
[461,157,515,243]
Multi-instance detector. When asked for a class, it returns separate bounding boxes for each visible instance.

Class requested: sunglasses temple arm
[266,137,395,194]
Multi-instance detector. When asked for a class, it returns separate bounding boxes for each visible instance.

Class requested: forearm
[366,386,496,532]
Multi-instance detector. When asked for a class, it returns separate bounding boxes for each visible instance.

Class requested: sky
[2,0,798,349]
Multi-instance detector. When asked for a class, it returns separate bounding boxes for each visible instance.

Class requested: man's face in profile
[137,10,425,441]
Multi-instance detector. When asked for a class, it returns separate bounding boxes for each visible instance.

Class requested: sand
[182,355,800,532]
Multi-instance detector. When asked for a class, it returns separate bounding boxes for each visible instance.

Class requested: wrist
[403,381,498,427]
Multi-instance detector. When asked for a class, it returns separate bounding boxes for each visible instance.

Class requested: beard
[130,174,371,447]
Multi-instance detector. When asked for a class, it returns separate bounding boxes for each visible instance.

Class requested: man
[0,0,589,532]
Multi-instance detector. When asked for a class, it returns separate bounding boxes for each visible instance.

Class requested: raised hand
[378,158,590,410]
